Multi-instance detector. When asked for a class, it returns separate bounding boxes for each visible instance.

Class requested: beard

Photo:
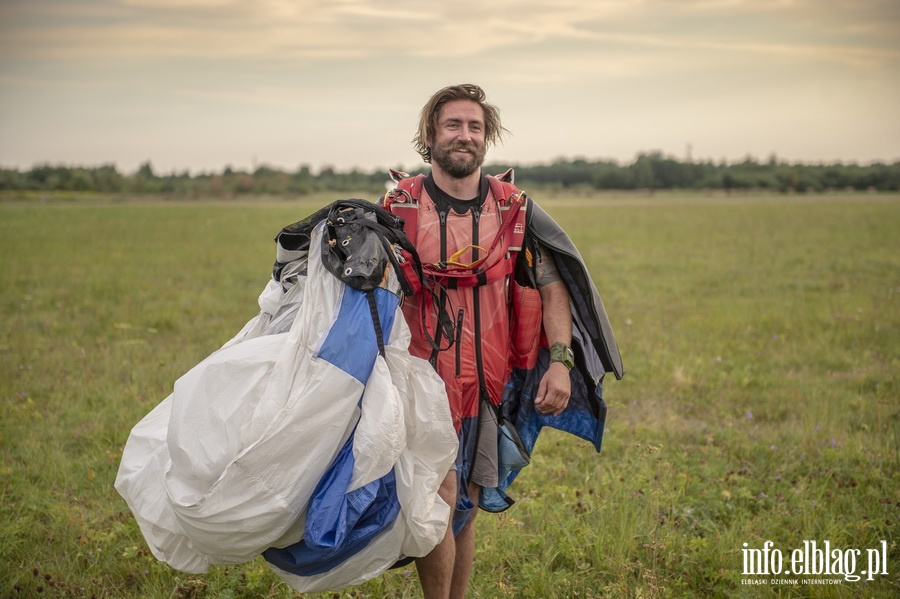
[431,141,486,179]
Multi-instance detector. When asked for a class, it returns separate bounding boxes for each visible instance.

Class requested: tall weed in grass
[1,193,897,598]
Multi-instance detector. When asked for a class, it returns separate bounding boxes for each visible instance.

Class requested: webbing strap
[365,290,386,358]
[422,193,525,284]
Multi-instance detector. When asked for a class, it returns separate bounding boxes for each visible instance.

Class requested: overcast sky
[1,0,898,174]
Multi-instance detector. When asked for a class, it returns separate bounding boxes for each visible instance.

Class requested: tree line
[2,153,898,197]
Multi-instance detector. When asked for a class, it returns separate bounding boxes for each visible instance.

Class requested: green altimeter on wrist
[549,342,574,370]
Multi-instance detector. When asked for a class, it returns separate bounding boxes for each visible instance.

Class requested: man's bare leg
[449,482,481,599]
[416,471,458,599]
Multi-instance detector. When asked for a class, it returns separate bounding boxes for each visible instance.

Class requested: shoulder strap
[486,172,528,253]
[383,173,425,245]
[385,170,517,207]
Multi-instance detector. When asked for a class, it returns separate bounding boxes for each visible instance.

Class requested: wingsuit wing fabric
[480,199,623,513]
[115,202,458,591]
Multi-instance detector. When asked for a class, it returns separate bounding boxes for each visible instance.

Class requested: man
[385,84,583,599]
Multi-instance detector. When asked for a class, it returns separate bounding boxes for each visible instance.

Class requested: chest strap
[383,171,527,288]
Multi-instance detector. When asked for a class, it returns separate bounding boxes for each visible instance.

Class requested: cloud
[1,0,896,169]
[2,0,897,68]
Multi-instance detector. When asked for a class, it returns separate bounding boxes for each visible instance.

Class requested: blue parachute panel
[263,432,401,576]
[317,287,398,383]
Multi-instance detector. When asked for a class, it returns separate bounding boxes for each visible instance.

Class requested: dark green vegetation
[2,153,900,198]
[1,192,897,598]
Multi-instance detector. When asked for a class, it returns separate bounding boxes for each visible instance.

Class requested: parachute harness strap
[442,244,488,269]
[366,289,386,358]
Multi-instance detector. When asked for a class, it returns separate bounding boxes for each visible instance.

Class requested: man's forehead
[438,100,484,123]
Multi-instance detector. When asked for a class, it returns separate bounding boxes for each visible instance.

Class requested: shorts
[470,403,499,489]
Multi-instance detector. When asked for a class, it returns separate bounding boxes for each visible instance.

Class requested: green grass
[1,191,898,598]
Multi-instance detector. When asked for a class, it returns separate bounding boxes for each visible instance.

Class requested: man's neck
[430,166,481,200]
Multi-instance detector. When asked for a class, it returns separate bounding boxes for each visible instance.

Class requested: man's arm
[533,246,572,416]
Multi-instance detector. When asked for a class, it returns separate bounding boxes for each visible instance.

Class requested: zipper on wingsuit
[471,206,489,405]
[430,208,449,368]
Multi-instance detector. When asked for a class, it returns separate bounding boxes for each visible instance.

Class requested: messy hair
[413,83,507,163]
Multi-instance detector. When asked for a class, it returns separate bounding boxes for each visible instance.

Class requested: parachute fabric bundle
[115,200,457,591]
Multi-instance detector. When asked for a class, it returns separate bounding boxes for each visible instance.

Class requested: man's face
[429,99,487,179]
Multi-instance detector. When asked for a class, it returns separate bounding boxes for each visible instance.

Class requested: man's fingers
[536,378,548,404]
[536,387,567,414]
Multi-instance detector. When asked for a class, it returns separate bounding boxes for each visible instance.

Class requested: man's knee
[439,470,457,507]
[461,483,481,528]
[467,482,481,505]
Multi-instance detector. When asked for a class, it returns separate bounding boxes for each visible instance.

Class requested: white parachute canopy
[115,202,458,591]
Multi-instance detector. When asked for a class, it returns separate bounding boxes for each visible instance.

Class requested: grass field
[1,191,898,598]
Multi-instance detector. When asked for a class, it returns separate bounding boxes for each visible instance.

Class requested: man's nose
[457,126,473,141]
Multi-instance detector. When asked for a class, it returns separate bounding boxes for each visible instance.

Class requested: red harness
[384,170,541,377]
[383,169,527,288]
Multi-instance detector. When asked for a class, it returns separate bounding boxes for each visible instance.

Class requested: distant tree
[593,163,630,189]
[93,164,124,193]
[136,161,155,179]
[629,154,657,188]
[2,156,898,196]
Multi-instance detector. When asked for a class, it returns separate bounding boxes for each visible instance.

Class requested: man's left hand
[535,362,571,416]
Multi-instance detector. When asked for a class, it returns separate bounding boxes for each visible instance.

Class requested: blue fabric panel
[317,287,398,383]
[480,486,514,513]
[263,432,401,576]
[479,352,606,513]
[503,351,605,454]
[451,416,477,536]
